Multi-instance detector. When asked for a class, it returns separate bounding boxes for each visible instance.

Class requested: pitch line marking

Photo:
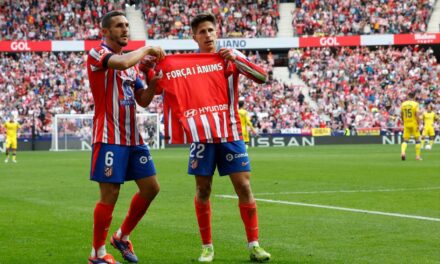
[216,195,440,222]
[252,186,440,196]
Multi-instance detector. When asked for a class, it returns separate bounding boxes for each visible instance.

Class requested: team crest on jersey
[191,159,198,169]
[104,166,113,177]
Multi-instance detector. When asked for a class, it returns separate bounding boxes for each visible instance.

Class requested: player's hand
[138,55,156,74]
[148,70,163,88]
[218,48,237,62]
[146,46,165,62]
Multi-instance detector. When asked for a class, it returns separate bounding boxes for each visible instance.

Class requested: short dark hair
[191,13,216,33]
[408,91,416,98]
[101,11,126,28]
[238,101,244,108]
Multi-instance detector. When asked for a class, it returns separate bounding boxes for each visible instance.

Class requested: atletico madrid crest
[104,166,113,177]
[191,159,198,169]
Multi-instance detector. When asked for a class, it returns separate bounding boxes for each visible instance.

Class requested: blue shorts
[188,141,251,176]
[90,143,156,184]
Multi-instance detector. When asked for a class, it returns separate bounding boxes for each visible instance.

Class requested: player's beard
[109,31,128,47]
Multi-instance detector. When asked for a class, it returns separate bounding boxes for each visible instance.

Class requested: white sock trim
[202,244,213,249]
[91,245,107,258]
[248,241,259,248]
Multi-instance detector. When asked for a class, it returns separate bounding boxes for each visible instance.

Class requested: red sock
[194,197,212,244]
[239,202,259,243]
[93,202,115,251]
[120,192,151,237]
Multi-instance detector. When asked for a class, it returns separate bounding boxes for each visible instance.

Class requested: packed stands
[143,0,279,39]
[0,0,123,40]
[292,0,436,36]
[292,45,440,133]
[1,45,438,136]
[0,52,93,135]
[0,1,439,137]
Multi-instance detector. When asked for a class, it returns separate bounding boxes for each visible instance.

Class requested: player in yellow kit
[238,100,256,148]
[400,92,422,161]
[4,116,21,163]
[421,103,437,150]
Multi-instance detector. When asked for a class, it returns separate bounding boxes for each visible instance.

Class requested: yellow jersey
[4,121,20,139]
[401,100,419,127]
[422,112,436,127]
[238,109,253,133]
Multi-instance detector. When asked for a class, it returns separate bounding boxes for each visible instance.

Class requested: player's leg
[428,128,435,149]
[421,129,427,149]
[11,139,17,162]
[195,176,215,262]
[112,145,159,263]
[4,139,10,163]
[401,127,410,160]
[229,172,271,262]
[429,136,435,149]
[11,148,17,163]
[219,141,271,262]
[89,143,128,264]
[414,129,422,160]
[188,143,216,262]
[89,182,121,264]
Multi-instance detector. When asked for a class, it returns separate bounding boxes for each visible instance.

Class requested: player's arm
[218,48,267,84]
[135,70,163,108]
[246,114,255,133]
[416,109,422,128]
[107,46,165,70]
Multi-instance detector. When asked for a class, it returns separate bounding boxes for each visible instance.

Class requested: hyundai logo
[184,109,198,118]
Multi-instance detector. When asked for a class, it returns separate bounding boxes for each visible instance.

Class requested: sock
[401,142,407,155]
[91,245,106,259]
[93,202,114,256]
[239,202,259,243]
[120,192,151,240]
[421,139,426,148]
[248,241,260,249]
[415,142,421,157]
[12,154,16,161]
[429,140,434,148]
[194,197,212,245]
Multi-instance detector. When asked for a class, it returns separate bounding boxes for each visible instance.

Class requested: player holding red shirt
[87,11,164,264]
[189,13,271,262]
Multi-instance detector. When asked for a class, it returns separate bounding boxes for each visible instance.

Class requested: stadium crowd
[2,0,436,41]
[292,0,435,36]
[1,45,439,136]
[290,45,440,133]
[0,0,123,40]
[0,52,93,135]
[143,0,279,39]
[0,0,439,137]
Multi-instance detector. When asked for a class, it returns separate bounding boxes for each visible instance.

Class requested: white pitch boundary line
[252,186,440,196]
[216,195,440,222]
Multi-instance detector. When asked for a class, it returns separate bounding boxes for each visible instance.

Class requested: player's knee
[147,183,160,198]
[236,181,252,196]
[196,185,211,201]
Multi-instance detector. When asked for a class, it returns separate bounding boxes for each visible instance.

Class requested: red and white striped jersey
[87,43,145,146]
[153,52,267,144]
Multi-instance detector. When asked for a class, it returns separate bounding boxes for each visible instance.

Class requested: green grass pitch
[0,145,439,263]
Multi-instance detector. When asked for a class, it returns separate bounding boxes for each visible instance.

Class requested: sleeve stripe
[235,60,267,83]
[89,48,100,61]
